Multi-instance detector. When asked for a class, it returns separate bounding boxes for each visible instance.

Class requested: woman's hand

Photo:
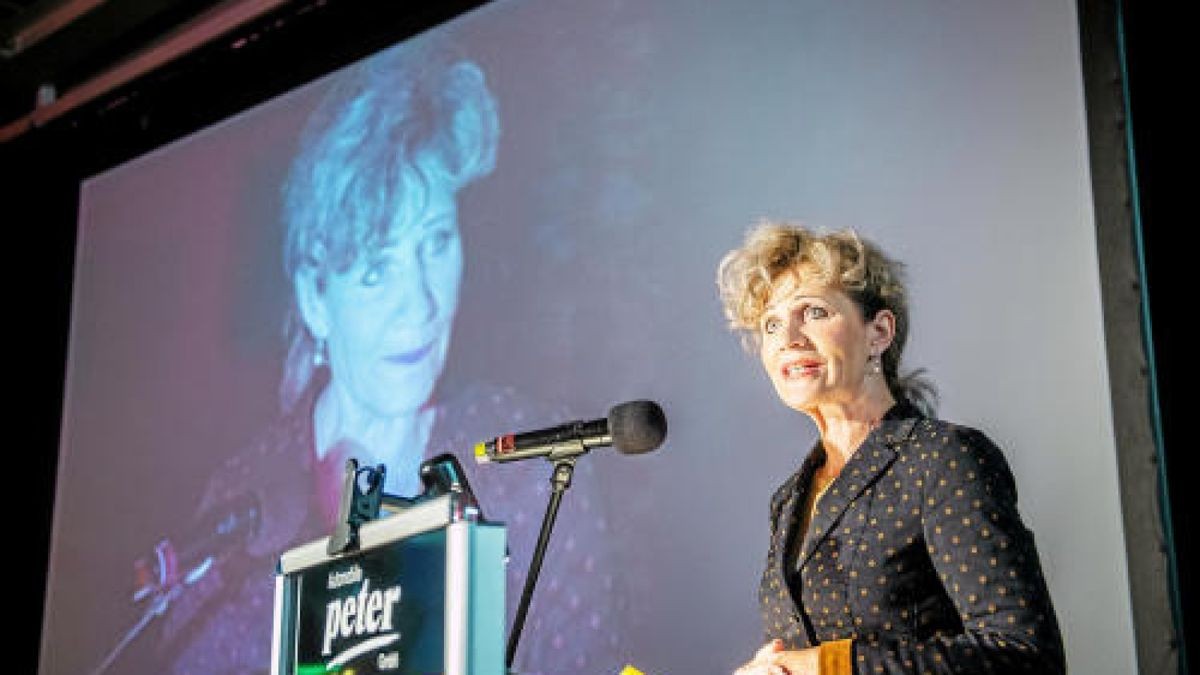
[734,640,789,675]
[733,639,820,675]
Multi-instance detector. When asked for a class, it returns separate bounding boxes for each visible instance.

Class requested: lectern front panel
[293,529,447,674]
[273,495,505,675]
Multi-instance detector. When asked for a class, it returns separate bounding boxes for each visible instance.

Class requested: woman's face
[758,268,879,413]
[314,187,463,417]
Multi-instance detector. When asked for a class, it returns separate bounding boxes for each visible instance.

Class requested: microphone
[133,493,261,601]
[474,399,666,464]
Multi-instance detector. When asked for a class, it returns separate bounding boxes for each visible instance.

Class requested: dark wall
[5,126,76,675]
[1121,3,1192,668]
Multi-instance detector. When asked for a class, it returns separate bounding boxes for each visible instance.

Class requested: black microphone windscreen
[608,400,667,454]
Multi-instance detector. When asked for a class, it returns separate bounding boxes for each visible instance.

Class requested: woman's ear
[868,308,897,355]
[294,264,330,340]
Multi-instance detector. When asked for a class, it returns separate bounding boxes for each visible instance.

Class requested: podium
[270,492,506,674]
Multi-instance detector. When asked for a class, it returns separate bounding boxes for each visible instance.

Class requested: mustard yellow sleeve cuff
[818,638,853,675]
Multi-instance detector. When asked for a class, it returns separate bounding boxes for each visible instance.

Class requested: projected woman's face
[313,187,463,417]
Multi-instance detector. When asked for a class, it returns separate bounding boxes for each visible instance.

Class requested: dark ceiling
[0,0,234,130]
[0,0,490,154]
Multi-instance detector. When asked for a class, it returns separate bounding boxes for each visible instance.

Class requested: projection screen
[40,0,1135,673]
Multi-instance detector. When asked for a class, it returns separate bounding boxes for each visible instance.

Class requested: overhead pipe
[0,0,291,144]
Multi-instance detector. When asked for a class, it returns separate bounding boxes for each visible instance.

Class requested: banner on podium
[272,493,505,675]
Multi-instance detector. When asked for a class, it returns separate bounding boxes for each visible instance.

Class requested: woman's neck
[312,384,434,495]
[809,388,896,473]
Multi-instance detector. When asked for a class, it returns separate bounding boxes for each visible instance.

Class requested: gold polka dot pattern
[758,405,1066,673]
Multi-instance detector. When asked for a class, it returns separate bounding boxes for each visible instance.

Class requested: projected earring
[868,351,882,376]
[313,337,328,368]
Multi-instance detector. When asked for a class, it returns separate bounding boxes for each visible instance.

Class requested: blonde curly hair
[717,221,936,415]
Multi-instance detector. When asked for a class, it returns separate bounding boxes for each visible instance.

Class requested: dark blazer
[760,403,1066,673]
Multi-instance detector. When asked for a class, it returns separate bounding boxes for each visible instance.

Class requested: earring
[313,337,328,368]
[869,352,882,375]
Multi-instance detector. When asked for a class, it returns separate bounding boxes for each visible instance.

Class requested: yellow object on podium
[619,666,646,675]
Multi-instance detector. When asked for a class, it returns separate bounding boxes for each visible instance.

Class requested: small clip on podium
[271,456,506,675]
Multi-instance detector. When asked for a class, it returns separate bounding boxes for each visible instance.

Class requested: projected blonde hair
[278,40,499,411]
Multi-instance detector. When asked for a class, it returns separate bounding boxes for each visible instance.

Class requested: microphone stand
[90,580,181,675]
[506,456,576,672]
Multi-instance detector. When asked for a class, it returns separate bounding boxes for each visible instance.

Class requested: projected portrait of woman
[151,40,626,675]
[279,41,496,507]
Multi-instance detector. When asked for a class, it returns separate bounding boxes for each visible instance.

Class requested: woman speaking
[719,223,1065,675]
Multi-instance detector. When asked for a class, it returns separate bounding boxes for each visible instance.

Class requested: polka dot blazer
[759,403,1066,674]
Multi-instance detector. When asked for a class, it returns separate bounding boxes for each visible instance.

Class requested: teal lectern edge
[444,521,506,675]
[271,566,297,675]
[471,524,506,675]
